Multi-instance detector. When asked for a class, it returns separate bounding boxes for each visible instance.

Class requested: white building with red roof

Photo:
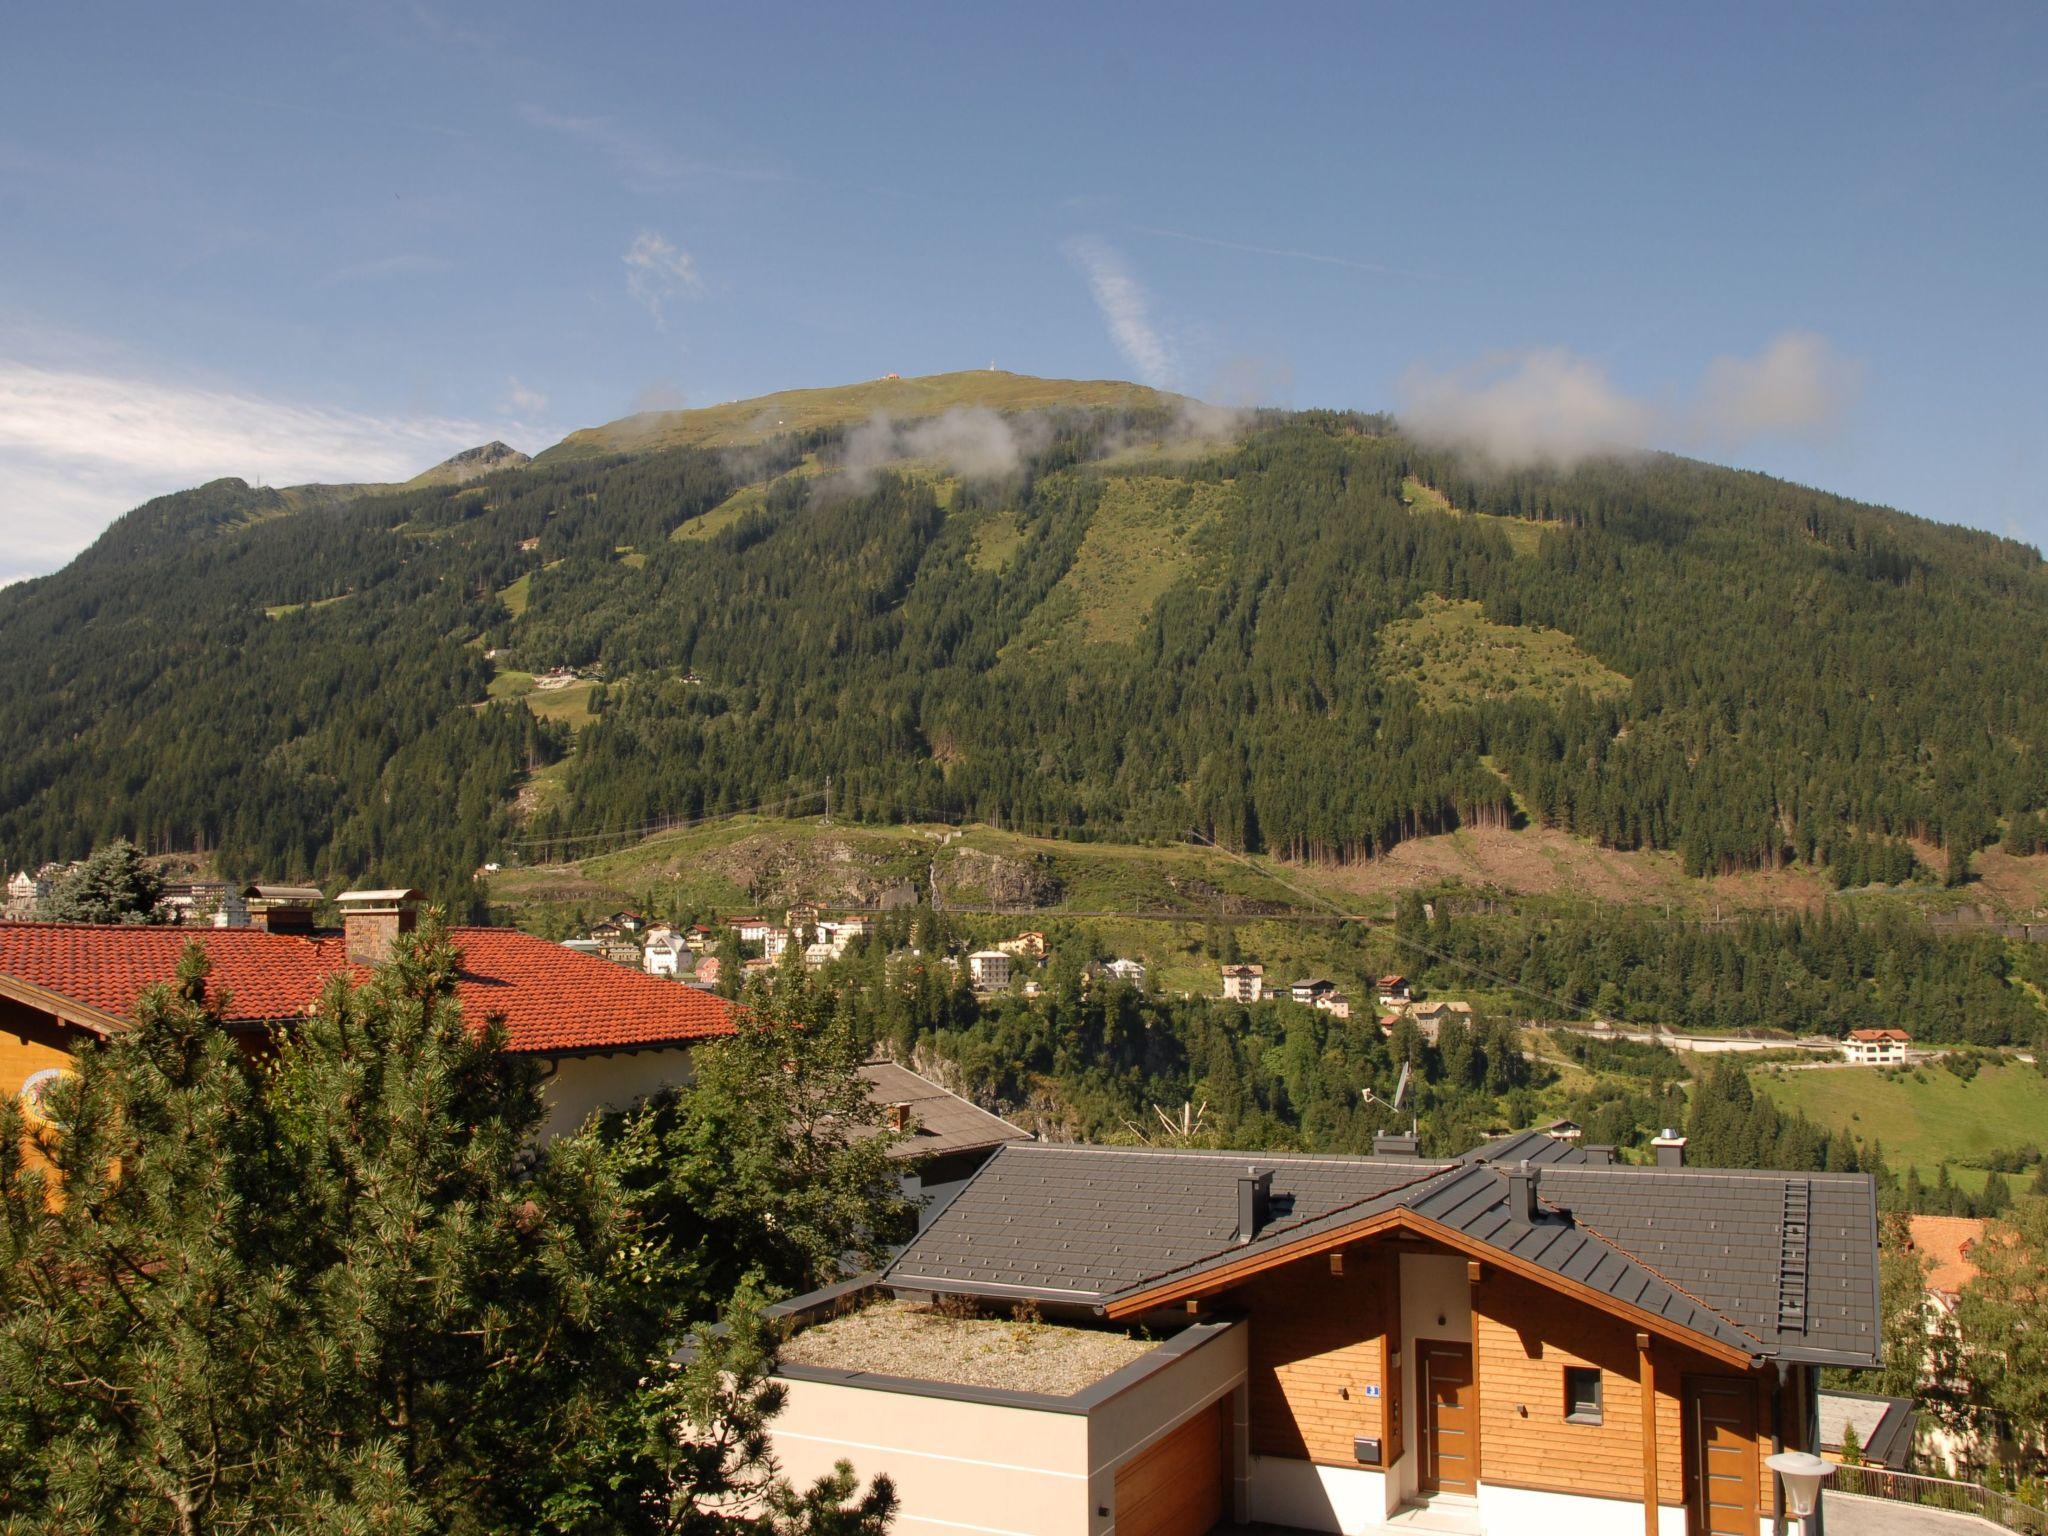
[0,889,735,1137]
[1842,1027,1909,1065]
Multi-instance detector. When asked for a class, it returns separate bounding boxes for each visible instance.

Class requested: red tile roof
[0,922,734,1055]
[1908,1214,1986,1297]
[1848,1029,1910,1042]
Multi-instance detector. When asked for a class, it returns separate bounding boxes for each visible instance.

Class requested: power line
[506,786,825,849]
[1178,826,1589,1020]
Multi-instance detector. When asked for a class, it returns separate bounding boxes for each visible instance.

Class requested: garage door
[1113,1398,1229,1536]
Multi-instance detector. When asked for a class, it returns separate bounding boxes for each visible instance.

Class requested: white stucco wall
[1247,1456,1388,1534]
[772,1378,1089,1536]
[769,1322,1245,1536]
[536,1045,697,1136]
[1479,1482,1688,1536]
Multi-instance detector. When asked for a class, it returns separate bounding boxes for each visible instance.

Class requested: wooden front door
[1419,1340,1477,1495]
[1114,1398,1228,1536]
[1685,1377,1760,1536]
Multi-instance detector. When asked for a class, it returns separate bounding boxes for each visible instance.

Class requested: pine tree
[0,920,900,1534]
[38,838,166,924]
[1953,1196,2048,1474]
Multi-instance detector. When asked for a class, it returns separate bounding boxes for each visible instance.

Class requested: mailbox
[1353,1436,1382,1465]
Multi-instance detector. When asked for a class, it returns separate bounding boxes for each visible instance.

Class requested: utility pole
[824,775,832,820]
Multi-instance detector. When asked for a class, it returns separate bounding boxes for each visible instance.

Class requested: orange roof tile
[0,921,734,1055]
[1907,1214,1986,1296]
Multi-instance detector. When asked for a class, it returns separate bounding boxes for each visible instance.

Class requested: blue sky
[2,1,2044,581]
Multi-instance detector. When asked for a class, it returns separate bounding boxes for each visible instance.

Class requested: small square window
[1564,1367,1603,1424]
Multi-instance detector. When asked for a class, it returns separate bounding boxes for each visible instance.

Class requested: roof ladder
[1776,1178,1811,1335]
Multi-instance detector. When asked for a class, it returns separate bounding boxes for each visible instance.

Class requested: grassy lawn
[673,483,766,541]
[1401,475,1554,556]
[523,680,599,730]
[486,667,535,700]
[541,370,1188,462]
[496,572,531,617]
[1755,1060,2048,1181]
[262,594,351,619]
[1376,595,1630,713]
[1003,473,1232,654]
[967,513,1025,571]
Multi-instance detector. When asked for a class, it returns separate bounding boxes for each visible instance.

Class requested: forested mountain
[2,372,2044,904]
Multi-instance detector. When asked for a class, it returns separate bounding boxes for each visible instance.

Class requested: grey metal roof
[859,1061,1035,1162]
[1538,1164,1881,1365]
[882,1136,1880,1366]
[885,1143,1450,1298]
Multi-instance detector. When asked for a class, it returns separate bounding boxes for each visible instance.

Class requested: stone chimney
[1652,1128,1688,1168]
[242,884,321,935]
[1236,1167,1273,1245]
[336,889,422,966]
[1584,1143,1619,1166]
[1373,1131,1421,1160]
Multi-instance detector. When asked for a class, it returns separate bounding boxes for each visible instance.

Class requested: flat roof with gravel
[778,1297,1159,1396]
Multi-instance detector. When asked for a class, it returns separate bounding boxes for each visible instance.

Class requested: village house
[967,949,1013,992]
[642,930,691,978]
[1904,1214,1983,1473]
[762,927,793,961]
[1290,978,1338,1006]
[685,923,717,954]
[730,916,776,945]
[803,940,836,971]
[1,889,736,1138]
[1313,991,1352,1021]
[999,931,1049,959]
[1103,958,1147,988]
[786,902,822,940]
[1840,1029,1908,1066]
[4,872,39,917]
[1221,962,1266,1003]
[858,1059,1034,1230]
[766,1128,1875,1536]
[1376,975,1411,1007]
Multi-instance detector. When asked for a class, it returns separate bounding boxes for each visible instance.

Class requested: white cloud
[1397,333,1861,470]
[835,407,1054,493]
[1397,349,1657,469]
[1064,236,1178,390]
[503,374,550,415]
[623,231,702,329]
[0,360,533,582]
[1691,331,1860,448]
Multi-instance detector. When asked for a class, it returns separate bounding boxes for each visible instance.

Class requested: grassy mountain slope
[536,369,1188,461]
[2,374,2045,913]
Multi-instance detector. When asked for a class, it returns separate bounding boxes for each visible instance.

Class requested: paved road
[1822,1489,2014,1534]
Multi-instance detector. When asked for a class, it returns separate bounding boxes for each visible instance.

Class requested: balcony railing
[1831,1465,2047,1535]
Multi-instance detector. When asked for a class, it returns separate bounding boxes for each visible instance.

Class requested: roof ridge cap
[1100,1160,1464,1298]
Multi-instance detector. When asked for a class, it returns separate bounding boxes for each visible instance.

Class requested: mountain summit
[537,370,1188,461]
[408,441,532,487]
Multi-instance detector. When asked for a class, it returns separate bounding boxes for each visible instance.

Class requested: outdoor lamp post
[1766,1450,1837,1527]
